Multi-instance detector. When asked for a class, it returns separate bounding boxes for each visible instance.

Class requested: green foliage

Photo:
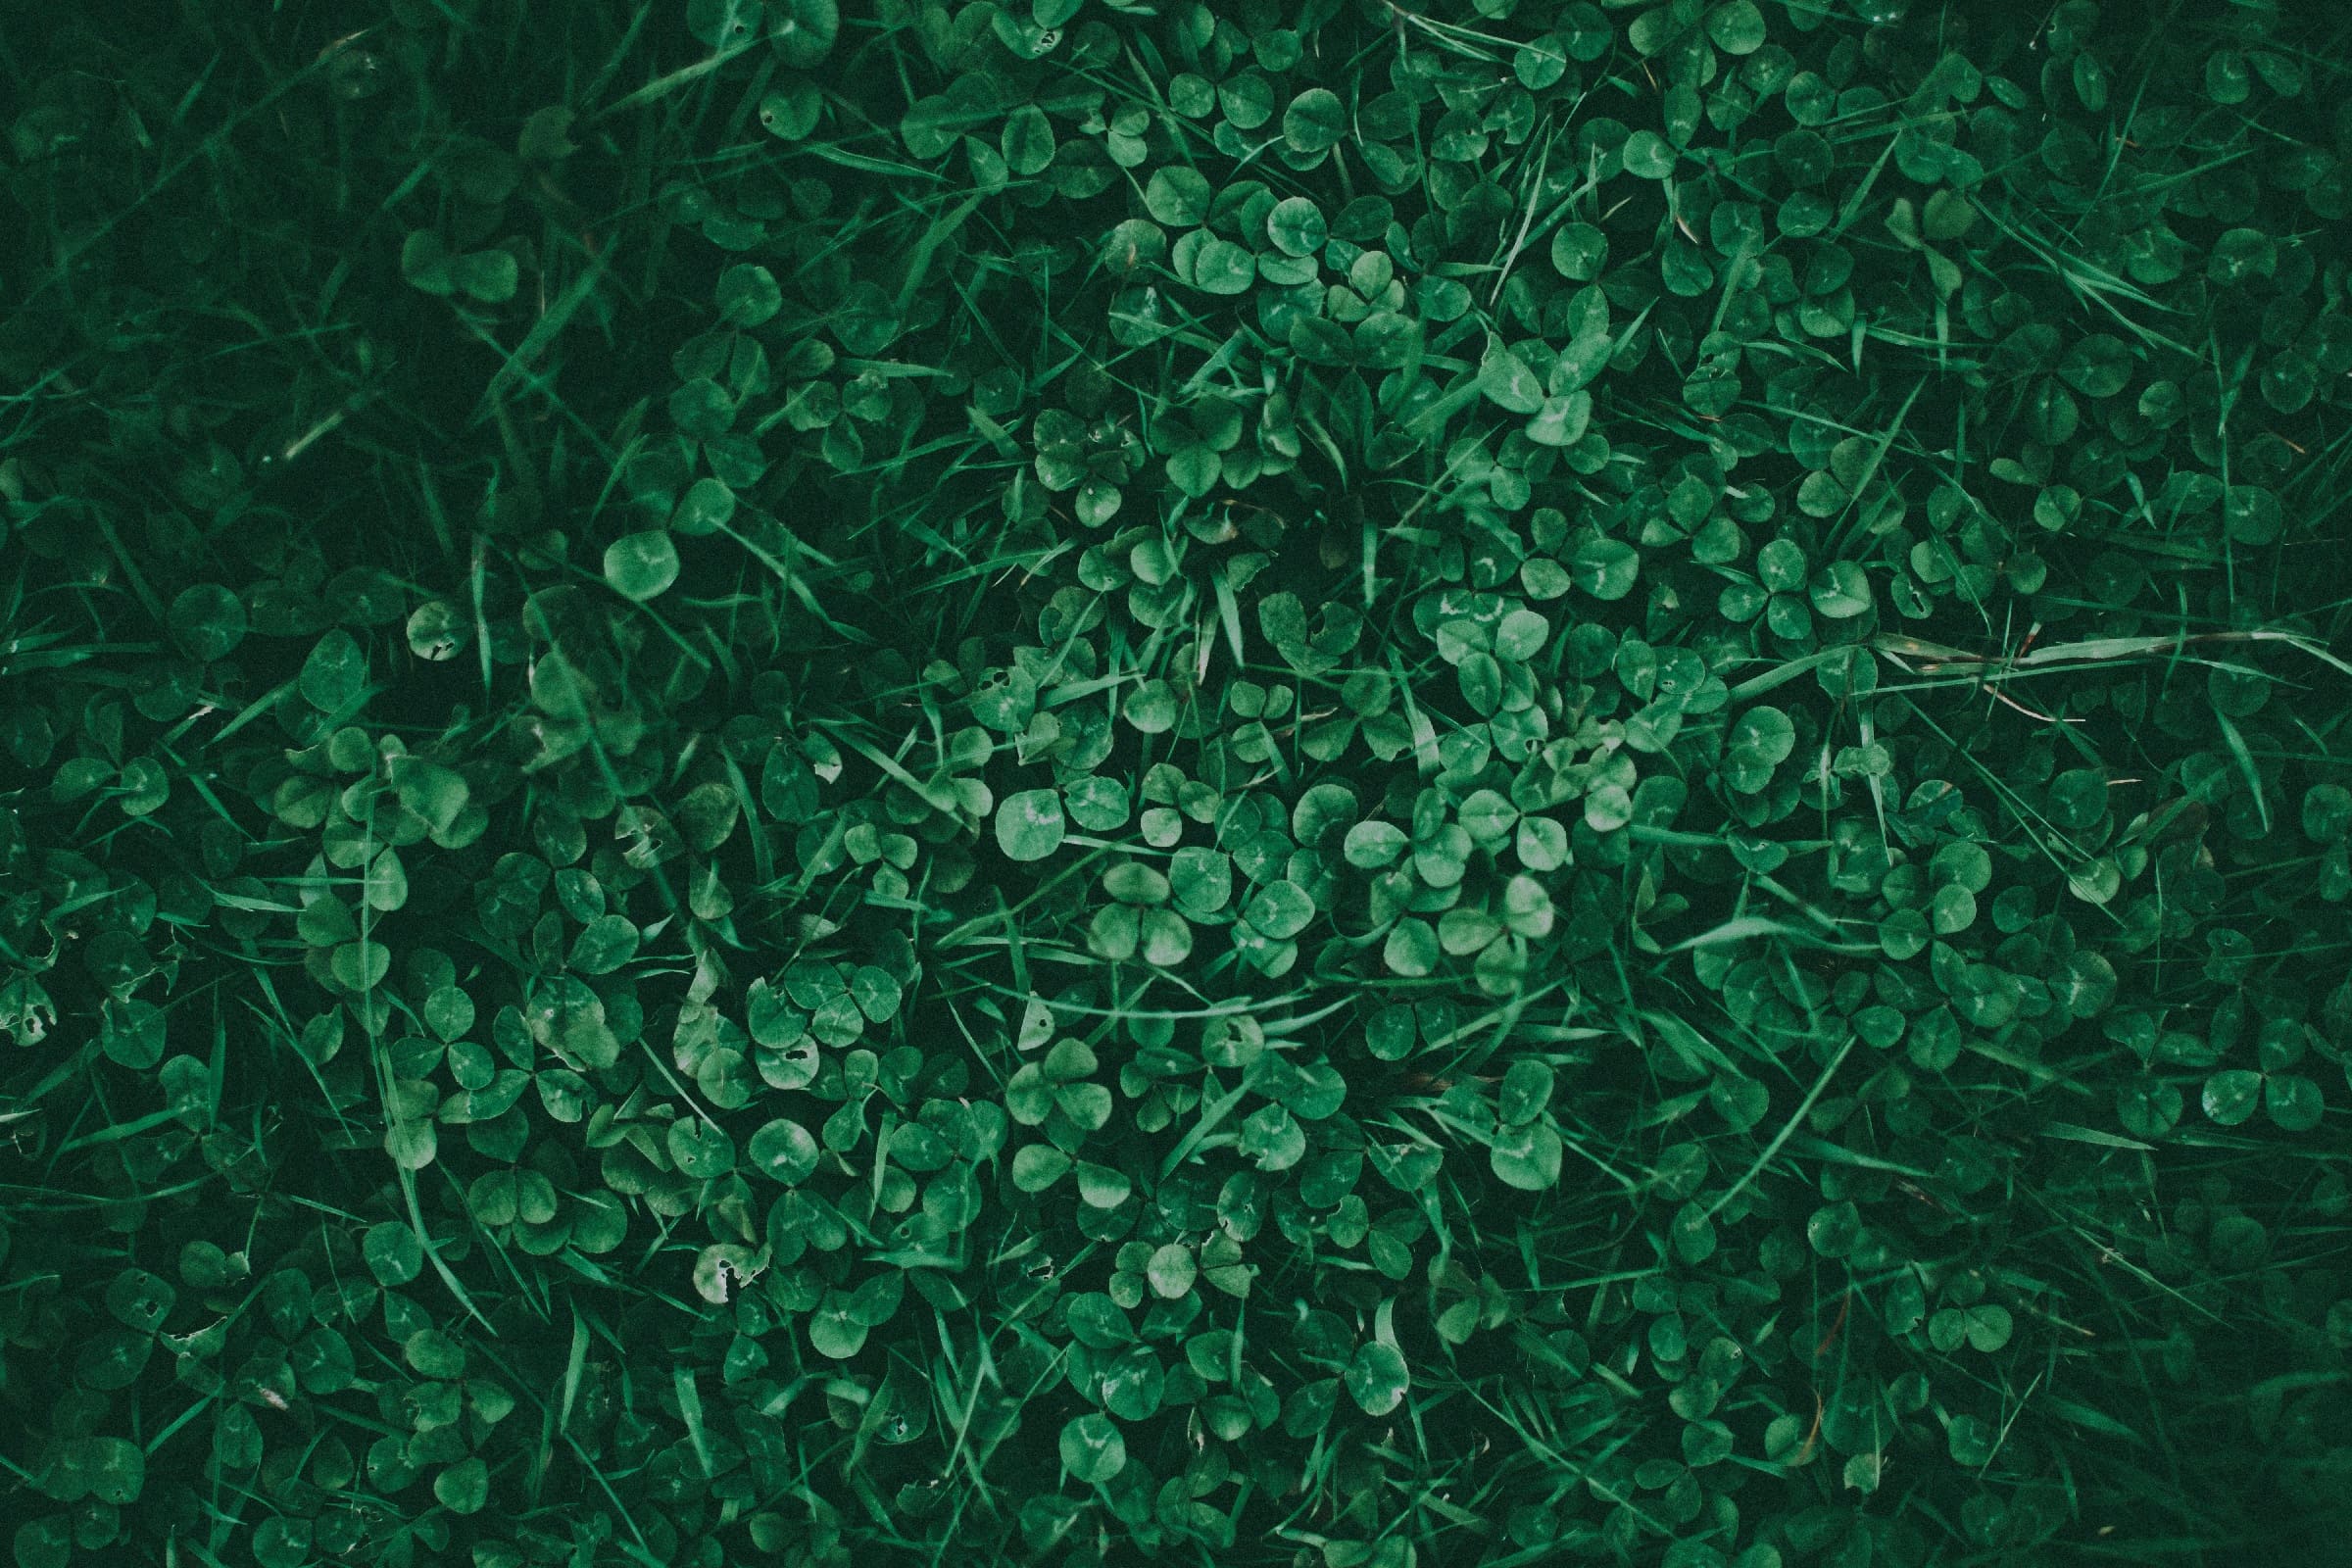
[5,0,2352,1565]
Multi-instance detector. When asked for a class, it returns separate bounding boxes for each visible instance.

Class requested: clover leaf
[995,788,1065,861]
[1059,1412,1126,1483]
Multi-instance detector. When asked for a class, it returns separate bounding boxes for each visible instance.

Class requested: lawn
[4,1,2352,1564]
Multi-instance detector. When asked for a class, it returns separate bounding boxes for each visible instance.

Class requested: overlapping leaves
[6,0,2352,1565]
